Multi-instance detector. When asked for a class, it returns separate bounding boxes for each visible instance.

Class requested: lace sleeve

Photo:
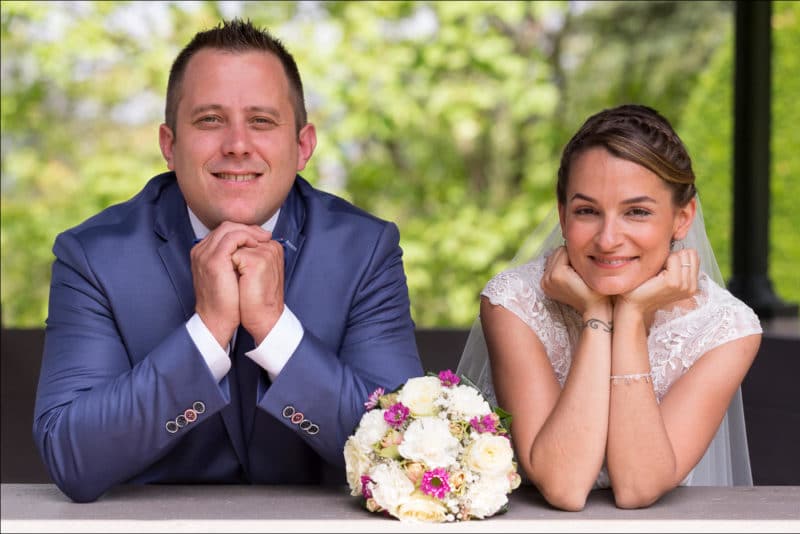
[481,259,555,340]
[649,276,763,400]
[480,258,577,386]
[692,281,763,358]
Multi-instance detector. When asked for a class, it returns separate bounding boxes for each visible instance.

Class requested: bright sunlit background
[2,1,798,328]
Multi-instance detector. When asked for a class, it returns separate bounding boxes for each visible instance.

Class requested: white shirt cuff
[186,314,231,382]
[246,306,303,381]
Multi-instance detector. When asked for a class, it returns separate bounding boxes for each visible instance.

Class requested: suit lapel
[153,178,250,471]
[272,178,306,294]
[154,181,196,319]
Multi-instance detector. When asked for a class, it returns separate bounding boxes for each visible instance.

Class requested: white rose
[464,476,510,519]
[398,416,460,468]
[343,437,372,496]
[398,376,442,416]
[369,462,415,516]
[353,409,390,453]
[447,385,492,419]
[465,434,515,476]
[395,492,449,523]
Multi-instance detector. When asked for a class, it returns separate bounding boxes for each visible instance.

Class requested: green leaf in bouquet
[493,406,513,433]
[378,391,400,409]
[377,444,401,460]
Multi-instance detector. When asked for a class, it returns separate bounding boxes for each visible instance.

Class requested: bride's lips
[589,256,638,269]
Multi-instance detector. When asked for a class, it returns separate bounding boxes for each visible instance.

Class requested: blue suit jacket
[33,172,423,502]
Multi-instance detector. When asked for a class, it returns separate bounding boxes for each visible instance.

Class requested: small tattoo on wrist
[584,318,613,333]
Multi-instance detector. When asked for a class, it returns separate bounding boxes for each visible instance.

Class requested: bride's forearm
[607,305,678,508]
[527,304,612,510]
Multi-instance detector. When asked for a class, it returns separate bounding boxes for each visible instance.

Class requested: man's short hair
[165,18,307,136]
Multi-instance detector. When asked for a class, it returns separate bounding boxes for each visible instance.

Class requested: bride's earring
[671,238,684,251]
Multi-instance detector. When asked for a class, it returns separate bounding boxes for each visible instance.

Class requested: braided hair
[556,104,696,207]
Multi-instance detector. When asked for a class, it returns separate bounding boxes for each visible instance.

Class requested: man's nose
[221,122,252,157]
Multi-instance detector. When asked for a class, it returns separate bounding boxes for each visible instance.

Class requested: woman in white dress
[457,104,762,511]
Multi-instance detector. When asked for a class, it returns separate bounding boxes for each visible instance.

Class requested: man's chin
[215,210,272,228]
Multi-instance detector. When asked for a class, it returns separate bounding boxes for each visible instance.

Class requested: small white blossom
[465,434,515,476]
[463,476,510,518]
[398,376,442,416]
[343,437,371,496]
[398,417,459,468]
[396,492,449,522]
[369,462,414,516]
[448,385,492,419]
[352,409,389,453]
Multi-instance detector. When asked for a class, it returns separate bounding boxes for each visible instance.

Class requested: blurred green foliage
[1,1,797,328]
[681,0,799,306]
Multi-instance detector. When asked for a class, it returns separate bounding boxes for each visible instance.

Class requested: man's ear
[159,124,176,170]
[672,196,697,241]
[296,123,317,171]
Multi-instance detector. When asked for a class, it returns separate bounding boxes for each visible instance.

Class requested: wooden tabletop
[2,483,798,532]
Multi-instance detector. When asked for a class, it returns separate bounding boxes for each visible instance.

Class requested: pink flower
[361,475,374,499]
[384,402,410,428]
[420,468,451,499]
[469,413,499,434]
[364,387,385,410]
[438,369,460,387]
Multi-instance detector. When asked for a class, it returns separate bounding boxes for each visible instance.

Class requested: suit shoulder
[59,173,177,240]
[297,177,394,232]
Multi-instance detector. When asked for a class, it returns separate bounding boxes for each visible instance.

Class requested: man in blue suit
[33,18,423,503]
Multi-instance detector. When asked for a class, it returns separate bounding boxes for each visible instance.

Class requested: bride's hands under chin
[616,248,700,318]
[541,246,611,316]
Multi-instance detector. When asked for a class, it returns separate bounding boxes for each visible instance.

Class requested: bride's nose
[595,216,623,249]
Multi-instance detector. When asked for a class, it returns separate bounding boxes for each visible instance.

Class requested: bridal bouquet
[343,370,520,522]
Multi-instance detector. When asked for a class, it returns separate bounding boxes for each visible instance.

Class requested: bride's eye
[627,207,652,218]
[574,207,597,216]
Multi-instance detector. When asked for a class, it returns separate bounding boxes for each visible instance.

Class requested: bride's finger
[684,249,699,291]
[551,246,570,269]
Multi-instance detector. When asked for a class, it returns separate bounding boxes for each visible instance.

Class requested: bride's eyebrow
[569,193,596,203]
[568,193,657,205]
[621,196,657,205]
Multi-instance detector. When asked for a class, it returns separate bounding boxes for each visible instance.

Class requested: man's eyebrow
[245,105,282,116]
[189,104,282,116]
[190,104,223,115]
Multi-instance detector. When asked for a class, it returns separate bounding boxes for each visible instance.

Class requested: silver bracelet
[610,372,652,384]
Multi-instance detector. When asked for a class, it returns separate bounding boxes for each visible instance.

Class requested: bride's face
[558,147,694,296]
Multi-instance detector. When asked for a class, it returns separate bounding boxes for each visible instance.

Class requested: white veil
[456,196,753,486]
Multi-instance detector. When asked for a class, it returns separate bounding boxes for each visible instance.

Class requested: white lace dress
[482,255,762,487]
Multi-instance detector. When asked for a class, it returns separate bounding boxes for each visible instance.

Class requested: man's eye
[197,116,221,124]
[252,117,277,127]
